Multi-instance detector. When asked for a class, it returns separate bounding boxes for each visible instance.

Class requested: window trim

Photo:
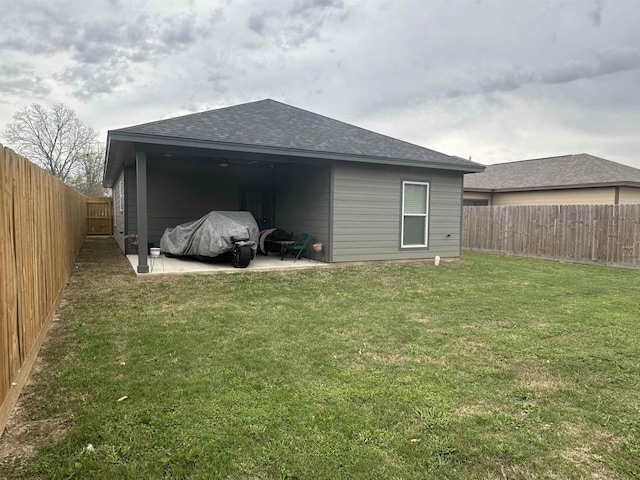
[401,180,429,248]
[118,176,124,213]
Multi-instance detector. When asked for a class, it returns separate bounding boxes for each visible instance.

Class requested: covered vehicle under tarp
[160,211,259,261]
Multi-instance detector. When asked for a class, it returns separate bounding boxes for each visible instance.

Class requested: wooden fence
[86,197,112,235]
[0,144,86,437]
[462,204,640,267]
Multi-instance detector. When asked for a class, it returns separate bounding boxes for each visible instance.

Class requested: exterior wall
[464,186,640,206]
[124,165,137,252]
[332,164,463,262]
[126,157,273,247]
[113,171,125,252]
[119,154,469,262]
[489,187,616,206]
[619,187,640,204]
[274,164,330,261]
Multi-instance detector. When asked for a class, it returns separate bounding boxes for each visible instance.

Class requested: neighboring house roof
[104,99,483,187]
[464,154,640,192]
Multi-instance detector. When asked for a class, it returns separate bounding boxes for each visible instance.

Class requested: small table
[265,240,296,260]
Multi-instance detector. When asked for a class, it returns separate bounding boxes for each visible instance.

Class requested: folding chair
[285,233,310,262]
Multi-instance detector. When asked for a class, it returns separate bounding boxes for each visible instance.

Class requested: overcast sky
[1,0,639,168]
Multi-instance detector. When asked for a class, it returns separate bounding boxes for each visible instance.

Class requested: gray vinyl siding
[332,164,463,262]
[274,164,330,261]
[126,157,273,247]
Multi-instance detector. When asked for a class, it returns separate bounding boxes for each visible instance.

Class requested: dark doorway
[241,186,273,229]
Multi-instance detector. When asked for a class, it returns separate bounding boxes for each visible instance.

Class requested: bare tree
[69,146,109,197]
[4,103,98,183]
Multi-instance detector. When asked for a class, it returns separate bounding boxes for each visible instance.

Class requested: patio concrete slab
[126,253,328,275]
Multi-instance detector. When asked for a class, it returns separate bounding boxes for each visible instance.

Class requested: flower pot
[150,247,161,258]
[313,243,322,252]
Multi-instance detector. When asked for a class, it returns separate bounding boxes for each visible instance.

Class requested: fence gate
[86,197,113,235]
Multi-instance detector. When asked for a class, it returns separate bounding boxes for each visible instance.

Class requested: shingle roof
[464,154,640,191]
[111,99,478,170]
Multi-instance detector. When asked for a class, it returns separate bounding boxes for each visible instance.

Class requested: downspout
[458,175,464,258]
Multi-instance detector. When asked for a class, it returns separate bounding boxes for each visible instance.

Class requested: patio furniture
[285,233,310,262]
[269,240,296,260]
[149,248,164,272]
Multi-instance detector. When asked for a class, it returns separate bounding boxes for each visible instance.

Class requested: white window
[118,177,124,213]
[401,181,429,248]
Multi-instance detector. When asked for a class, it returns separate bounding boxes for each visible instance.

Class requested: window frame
[401,180,430,248]
[118,176,124,213]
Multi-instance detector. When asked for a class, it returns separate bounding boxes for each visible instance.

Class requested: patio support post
[136,151,149,273]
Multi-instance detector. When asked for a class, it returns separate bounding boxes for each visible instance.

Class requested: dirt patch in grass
[560,446,621,480]
[407,312,435,324]
[517,371,568,393]
[361,351,414,365]
[455,337,487,352]
[0,416,72,461]
[556,422,626,479]
[453,404,492,418]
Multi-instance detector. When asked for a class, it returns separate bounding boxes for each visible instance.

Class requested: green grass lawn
[1,238,639,479]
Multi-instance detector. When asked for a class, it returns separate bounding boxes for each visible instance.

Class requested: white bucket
[434,255,441,266]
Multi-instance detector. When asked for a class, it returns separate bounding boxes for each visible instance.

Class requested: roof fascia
[464,182,640,193]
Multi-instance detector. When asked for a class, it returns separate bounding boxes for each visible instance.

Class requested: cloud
[0,2,212,98]
[160,15,199,47]
[246,0,346,49]
[589,0,604,26]
[0,62,33,77]
[0,62,50,98]
[290,0,344,16]
[57,58,132,100]
[248,11,278,36]
[471,46,640,97]
[0,77,50,98]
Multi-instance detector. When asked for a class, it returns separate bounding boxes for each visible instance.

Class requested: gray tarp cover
[160,211,259,257]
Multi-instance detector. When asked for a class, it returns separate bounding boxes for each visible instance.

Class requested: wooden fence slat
[463,204,640,268]
[0,143,87,438]
[0,146,12,406]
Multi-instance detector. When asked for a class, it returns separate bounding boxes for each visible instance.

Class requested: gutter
[464,182,640,192]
